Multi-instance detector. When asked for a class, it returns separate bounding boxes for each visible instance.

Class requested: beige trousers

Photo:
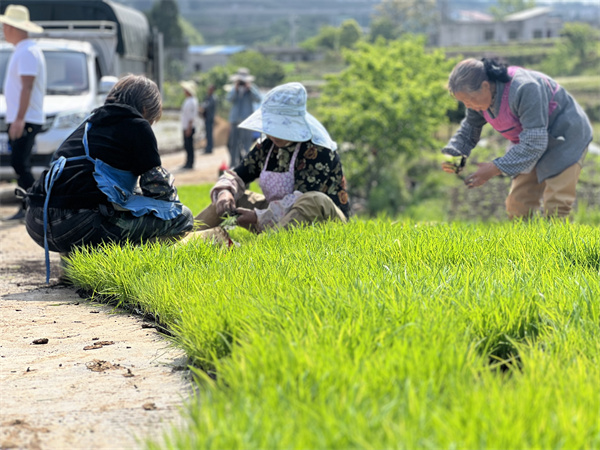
[194,190,346,231]
[505,150,587,219]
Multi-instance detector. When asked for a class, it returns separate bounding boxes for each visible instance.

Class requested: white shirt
[180,96,198,129]
[4,39,46,125]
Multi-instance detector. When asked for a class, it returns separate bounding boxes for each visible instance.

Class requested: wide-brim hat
[179,80,197,96]
[238,82,337,151]
[229,67,255,83]
[0,4,43,33]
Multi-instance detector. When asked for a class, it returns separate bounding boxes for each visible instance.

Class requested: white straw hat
[0,4,43,33]
[229,67,255,83]
[179,80,197,97]
[238,82,337,150]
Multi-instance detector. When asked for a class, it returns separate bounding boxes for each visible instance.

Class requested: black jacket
[28,104,161,209]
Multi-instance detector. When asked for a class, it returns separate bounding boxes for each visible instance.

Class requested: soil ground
[0,115,231,449]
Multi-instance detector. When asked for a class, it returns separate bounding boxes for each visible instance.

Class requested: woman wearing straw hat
[226,68,262,167]
[0,4,46,221]
[179,80,199,169]
[194,82,350,233]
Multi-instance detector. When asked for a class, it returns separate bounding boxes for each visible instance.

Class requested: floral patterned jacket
[234,138,350,218]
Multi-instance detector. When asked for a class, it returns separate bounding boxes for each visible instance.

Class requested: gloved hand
[235,207,257,230]
[215,190,236,217]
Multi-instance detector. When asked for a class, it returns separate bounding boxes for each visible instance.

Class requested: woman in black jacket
[25,74,194,281]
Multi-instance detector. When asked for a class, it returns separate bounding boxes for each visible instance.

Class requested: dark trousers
[183,128,195,168]
[204,118,214,154]
[25,204,194,254]
[227,123,254,168]
[9,123,42,190]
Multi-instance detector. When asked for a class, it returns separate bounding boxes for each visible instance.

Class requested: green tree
[300,25,340,51]
[539,22,600,76]
[229,51,285,88]
[489,0,536,20]
[560,22,599,61]
[180,17,204,45]
[370,0,439,40]
[369,17,397,42]
[339,19,362,49]
[146,0,185,48]
[317,37,456,216]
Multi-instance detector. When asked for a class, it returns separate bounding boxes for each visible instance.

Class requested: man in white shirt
[179,80,198,170]
[0,4,46,220]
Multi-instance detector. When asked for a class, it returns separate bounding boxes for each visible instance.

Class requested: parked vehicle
[0,0,163,180]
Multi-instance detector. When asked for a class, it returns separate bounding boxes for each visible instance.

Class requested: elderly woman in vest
[442,58,593,219]
[194,82,350,233]
[25,74,194,282]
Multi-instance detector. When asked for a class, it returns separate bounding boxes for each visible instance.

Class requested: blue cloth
[82,122,182,220]
[227,84,262,123]
[93,159,183,220]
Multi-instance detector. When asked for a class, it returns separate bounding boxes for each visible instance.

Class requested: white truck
[0,0,163,180]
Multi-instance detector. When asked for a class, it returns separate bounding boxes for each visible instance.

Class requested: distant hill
[113,0,599,45]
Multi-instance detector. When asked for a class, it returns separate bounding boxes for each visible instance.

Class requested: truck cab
[0,0,162,181]
[0,38,117,179]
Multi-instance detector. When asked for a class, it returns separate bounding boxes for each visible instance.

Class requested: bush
[538,23,600,77]
[317,36,457,216]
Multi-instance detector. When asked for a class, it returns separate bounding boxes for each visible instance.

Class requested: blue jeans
[227,123,254,168]
[204,118,214,153]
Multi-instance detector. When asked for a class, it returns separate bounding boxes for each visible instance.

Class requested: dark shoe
[4,209,25,221]
[181,165,193,170]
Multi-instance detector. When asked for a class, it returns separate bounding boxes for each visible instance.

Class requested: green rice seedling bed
[66,216,600,450]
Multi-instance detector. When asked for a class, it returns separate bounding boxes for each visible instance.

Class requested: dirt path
[0,119,231,449]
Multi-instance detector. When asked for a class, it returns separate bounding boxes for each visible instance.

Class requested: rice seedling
[65,186,600,449]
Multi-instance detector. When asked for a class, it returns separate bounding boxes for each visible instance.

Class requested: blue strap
[83,121,92,157]
[42,122,92,283]
[43,156,66,283]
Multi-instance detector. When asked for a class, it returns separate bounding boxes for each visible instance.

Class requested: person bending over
[442,58,592,219]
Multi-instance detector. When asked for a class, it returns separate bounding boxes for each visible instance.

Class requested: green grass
[555,75,600,94]
[65,200,600,449]
[177,184,213,215]
[443,39,557,60]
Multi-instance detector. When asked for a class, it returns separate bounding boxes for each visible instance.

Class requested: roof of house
[453,10,494,22]
[504,7,553,22]
[188,45,246,55]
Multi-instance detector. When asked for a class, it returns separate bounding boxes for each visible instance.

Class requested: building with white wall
[436,7,562,47]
